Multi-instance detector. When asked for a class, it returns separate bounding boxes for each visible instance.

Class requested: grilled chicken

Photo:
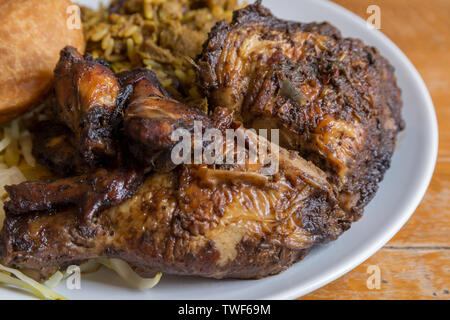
[10,59,213,229]
[80,168,144,223]
[30,120,90,176]
[1,128,345,280]
[197,2,404,220]
[1,45,348,279]
[54,46,126,165]
[120,69,213,172]
[0,2,404,281]
[6,49,150,225]
[4,168,144,223]
[4,175,90,215]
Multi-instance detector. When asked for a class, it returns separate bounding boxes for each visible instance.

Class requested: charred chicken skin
[30,120,89,176]
[11,61,211,227]
[7,48,146,227]
[4,168,144,223]
[54,46,124,165]
[197,2,404,220]
[119,69,213,172]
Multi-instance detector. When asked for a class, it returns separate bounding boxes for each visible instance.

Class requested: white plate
[1,0,438,300]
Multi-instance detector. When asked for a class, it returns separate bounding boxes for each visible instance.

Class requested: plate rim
[261,0,439,300]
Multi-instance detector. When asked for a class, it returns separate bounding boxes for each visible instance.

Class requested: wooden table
[301,0,450,300]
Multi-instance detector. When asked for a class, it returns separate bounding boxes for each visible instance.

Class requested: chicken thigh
[197,2,404,220]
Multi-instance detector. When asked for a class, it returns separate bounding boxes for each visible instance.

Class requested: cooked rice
[82,0,243,110]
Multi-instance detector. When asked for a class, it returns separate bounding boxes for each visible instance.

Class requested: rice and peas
[0,0,242,299]
[82,0,243,110]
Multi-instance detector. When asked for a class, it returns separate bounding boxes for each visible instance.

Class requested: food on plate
[54,47,123,165]
[1,54,346,278]
[30,120,90,176]
[0,0,404,299]
[5,167,145,223]
[82,0,243,107]
[1,132,346,280]
[120,68,214,172]
[197,1,404,222]
[0,0,85,125]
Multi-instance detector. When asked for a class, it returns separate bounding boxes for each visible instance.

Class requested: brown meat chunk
[81,168,144,222]
[30,120,89,176]
[120,69,213,172]
[4,176,89,215]
[4,168,144,223]
[0,128,345,280]
[197,2,404,220]
[54,46,122,165]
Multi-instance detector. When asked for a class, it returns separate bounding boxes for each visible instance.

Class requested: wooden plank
[302,248,450,300]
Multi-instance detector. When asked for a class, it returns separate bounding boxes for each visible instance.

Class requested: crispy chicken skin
[0,129,344,280]
[120,69,213,172]
[6,49,148,227]
[54,46,123,165]
[197,2,404,220]
[4,168,144,223]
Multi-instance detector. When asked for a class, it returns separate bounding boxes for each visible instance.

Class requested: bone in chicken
[0,1,404,281]
[120,69,213,172]
[1,47,347,280]
[30,120,89,176]
[13,55,212,225]
[4,168,144,223]
[53,46,125,165]
[197,2,404,220]
[0,127,345,280]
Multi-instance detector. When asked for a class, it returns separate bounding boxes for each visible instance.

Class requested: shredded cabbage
[19,131,36,167]
[0,258,162,299]
[79,260,102,274]
[43,271,64,289]
[9,120,20,140]
[0,271,45,299]
[96,259,162,290]
[0,265,67,300]
[0,206,4,237]
[0,134,11,153]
